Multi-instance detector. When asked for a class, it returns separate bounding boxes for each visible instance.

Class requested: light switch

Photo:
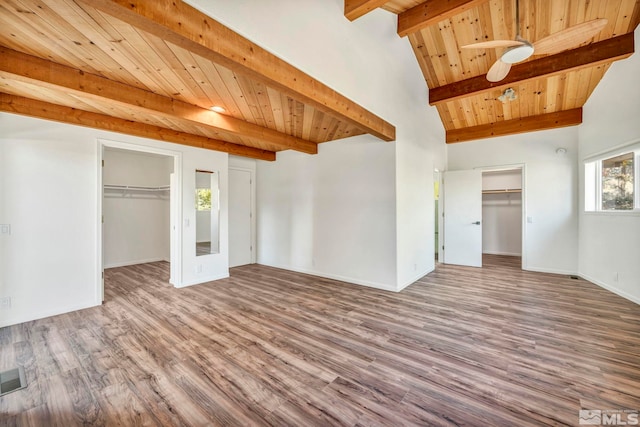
[527,216,533,224]
[0,224,10,235]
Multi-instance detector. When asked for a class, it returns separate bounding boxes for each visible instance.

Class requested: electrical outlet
[0,297,11,309]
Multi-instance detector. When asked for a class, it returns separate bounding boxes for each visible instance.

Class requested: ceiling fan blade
[487,59,512,82]
[533,18,608,55]
[462,40,524,49]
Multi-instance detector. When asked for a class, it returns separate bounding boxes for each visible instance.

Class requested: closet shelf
[482,189,522,194]
[104,184,170,198]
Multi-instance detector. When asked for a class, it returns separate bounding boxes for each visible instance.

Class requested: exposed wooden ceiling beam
[398,0,488,37]
[344,0,390,21]
[430,32,635,105]
[0,46,317,155]
[0,93,276,161]
[446,108,582,143]
[81,0,396,142]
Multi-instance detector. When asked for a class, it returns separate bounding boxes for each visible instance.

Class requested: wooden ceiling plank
[0,46,317,154]
[408,32,439,88]
[544,74,562,113]
[446,108,583,143]
[301,105,315,141]
[82,0,396,142]
[429,32,634,105]
[266,87,286,134]
[139,34,213,106]
[612,0,633,36]
[235,73,267,128]
[398,0,489,37]
[435,103,456,130]
[423,26,452,86]
[294,100,305,140]
[0,1,103,75]
[0,92,275,160]
[18,0,156,90]
[344,0,390,21]
[574,66,594,107]
[212,65,256,124]
[632,0,640,30]
[58,0,166,91]
[49,0,152,88]
[252,80,278,134]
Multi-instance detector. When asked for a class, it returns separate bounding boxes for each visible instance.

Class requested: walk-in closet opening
[481,168,523,268]
[100,144,178,301]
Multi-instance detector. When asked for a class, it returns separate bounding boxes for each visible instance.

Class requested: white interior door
[443,169,483,267]
[229,169,252,267]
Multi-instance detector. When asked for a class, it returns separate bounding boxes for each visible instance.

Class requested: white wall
[482,170,522,256]
[448,127,579,274]
[0,125,98,327]
[188,0,446,291]
[257,142,398,290]
[103,149,173,268]
[0,113,229,327]
[578,27,640,304]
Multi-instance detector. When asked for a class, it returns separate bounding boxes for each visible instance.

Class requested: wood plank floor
[1,255,639,426]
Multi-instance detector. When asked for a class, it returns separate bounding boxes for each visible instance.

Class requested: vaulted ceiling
[1,1,638,160]
[346,0,639,142]
[0,0,395,161]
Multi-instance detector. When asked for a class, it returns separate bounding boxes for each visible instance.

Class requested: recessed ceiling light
[210,106,226,113]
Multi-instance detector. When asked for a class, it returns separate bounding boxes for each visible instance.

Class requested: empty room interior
[1,0,639,425]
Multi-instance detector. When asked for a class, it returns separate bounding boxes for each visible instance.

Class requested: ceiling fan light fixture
[501,42,534,64]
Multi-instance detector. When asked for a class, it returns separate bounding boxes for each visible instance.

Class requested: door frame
[96,139,183,303]
[434,169,444,263]
[229,166,256,265]
[477,163,527,269]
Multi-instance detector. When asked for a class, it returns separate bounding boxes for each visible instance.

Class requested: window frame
[584,141,640,215]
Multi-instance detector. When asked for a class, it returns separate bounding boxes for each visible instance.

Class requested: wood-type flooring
[1,255,639,426]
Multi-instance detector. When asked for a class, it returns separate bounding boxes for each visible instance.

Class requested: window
[585,144,640,212]
[195,188,212,211]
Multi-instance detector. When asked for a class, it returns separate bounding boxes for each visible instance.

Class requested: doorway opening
[97,140,182,302]
[481,168,524,269]
[442,165,525,269]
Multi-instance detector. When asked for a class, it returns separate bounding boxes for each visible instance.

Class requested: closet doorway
[98,140,182,301]
[481,168,524,268]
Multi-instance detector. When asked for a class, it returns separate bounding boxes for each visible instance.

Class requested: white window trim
[583,139,640,215]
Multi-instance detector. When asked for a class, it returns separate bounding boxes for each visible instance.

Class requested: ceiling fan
[462,0,608,82]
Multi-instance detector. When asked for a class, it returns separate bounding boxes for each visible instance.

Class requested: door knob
[472,221,481,225]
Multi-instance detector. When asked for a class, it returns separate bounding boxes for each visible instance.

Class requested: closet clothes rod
[482,189,522,194]
[103,184,170,192]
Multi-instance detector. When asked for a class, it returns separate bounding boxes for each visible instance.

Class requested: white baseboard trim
[259,262,397,292]
[177,272,230,288]
[104,258,166,269]
[0,300,99,328]
[397,267,435,292]
[580,273,640,305]
[483,251,522,256]
[523,266,578,276]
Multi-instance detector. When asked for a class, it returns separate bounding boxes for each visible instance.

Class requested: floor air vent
[0,367,26,396]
